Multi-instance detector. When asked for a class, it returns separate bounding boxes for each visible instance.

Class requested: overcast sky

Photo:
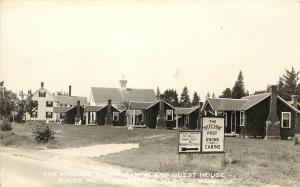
[1,0,300,100]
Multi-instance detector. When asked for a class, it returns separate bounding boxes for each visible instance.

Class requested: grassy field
[2,122,300,186]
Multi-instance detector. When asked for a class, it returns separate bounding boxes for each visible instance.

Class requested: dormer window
[39,91,46,97]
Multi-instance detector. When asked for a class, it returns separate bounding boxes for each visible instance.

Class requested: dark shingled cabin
[202,85,300,139]
[84,100,125,126]
[53,100,84,124]
[174,106,201,130]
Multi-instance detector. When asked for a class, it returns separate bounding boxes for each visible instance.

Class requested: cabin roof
[206,98,247,111]
[129,101,154,110]
[53,106,74,113]
[91,87,156,105]
[175,106,200,115]
[240,93,270,110]
[204,93,300,114]
[84,106,103,112]
[56,95,88,106]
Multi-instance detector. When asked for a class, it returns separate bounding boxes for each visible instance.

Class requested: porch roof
[125,110,143,116]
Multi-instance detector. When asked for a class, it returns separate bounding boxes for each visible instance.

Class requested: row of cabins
[29,80,300,139]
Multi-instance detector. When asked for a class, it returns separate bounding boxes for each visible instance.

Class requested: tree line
[219,67,300,100]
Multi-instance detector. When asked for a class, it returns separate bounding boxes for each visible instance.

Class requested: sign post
[178,131,201,155]
[201,117,225,153]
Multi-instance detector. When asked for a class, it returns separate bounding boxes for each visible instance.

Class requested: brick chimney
[292,95,300,135]
[156,100,166,129]
[105,100,113,125]
[41,82,44,88]
[69,85,72,96]
[265,85,280,139]
[75,100,82,123]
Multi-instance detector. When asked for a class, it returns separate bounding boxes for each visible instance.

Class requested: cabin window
[39,91,46,97]
[46,112,53,118]
[31,111,38,118]
[113,112,119,121]
[240,111,245,126]
[60,113,66,119]
[281,112,291,128]
[46,101,53,107]
[166,110,173,121]
[185,115,189,123]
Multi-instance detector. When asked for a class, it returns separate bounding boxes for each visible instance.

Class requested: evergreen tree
[279,67,299,100]
[155,87,161,100]
[232,71,247,99]
[220,88,232,98]
[179,86,192,107]
[25,90,38,120]
[16,91,27,122]
[163,89,179,107]
[192,92,200,106]
[212,92,216,98]
[206,92,211,98]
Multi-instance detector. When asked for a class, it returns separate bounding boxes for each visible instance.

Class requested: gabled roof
[84,106,103,112]
[145,100,175,110]
[56,95,88,106]
[175,106,200,115]
[240,93,270,110]
[32,87,56,100]
[206,98,247,111]
[91,87,123,104]
[53,106,74,113]
[129,101,154,110]
[91,87,156,105]
[203,93,300,114]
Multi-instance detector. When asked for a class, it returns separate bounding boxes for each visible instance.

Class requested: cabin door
[231,111,236,133]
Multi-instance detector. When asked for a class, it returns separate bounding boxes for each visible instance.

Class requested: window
[39,91,46,97]
[281,112,291,128]
[113,112,119,121]
[31,111,38,118]
[60,113,66,119]
[46,101,53,107]
[240,111,245,126]
[46,112,53,118]
[166,110,173,121]
[185,115,189,123]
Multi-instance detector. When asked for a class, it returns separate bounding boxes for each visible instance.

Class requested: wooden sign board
[201,117,225,153]
[178,131,201,154]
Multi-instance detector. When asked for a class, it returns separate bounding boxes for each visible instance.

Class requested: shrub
[0,118,13,131]
[32,123,55,143]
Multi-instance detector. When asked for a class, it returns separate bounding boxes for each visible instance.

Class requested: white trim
[278,96,300,114]
[240,110,245,127]
[281,112,291,128]
[223,112,227,127]
[185,115,189,123]
[113,111,119,121]
[166,109,174,121]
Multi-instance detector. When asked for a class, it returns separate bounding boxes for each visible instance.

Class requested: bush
[32,123,55,143]
[0,118,13,131]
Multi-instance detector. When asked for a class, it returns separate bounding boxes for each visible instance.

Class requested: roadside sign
[178,131,201,154]
[201,117,225,153]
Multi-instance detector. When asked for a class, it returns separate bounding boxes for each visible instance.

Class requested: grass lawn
[2,122,300,186]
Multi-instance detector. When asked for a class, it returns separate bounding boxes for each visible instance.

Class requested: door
[231,111,236,133]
